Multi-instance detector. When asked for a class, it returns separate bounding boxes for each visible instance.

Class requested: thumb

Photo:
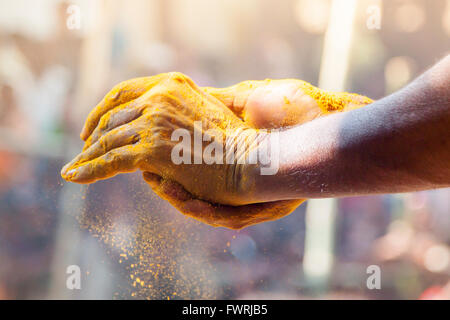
[202,87,237,110]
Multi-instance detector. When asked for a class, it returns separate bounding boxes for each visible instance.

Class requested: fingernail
[62,169,77,181]
[61,164,70,175]
[80,127,87,140]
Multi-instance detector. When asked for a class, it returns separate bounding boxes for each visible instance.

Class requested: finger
[183,198,305,229]
[142,174,221,226]
[142,171,162,188]
[62,121,141,176]
[143,172,192,202]
[80,75,165,141]
[203,86,245,117]
[203,81,264,118]
[62,145,142,184]
[143,172,305,229]
[83,102,144,151]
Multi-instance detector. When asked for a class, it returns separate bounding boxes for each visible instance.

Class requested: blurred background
[0,0,449,300]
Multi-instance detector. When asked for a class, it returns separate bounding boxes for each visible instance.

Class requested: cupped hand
[141,79,372,228]
[61,72,269,208]
[204,79,372,128]
[142,171,304,229]
[62,74,372,229]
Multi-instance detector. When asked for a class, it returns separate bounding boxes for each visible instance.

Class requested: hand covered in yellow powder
[141,79,372,229]
[62,73,261,208]
[61,73,372,229]
[204,79,372,129]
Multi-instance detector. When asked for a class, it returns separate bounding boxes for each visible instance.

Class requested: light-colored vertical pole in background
[302,0,358,291]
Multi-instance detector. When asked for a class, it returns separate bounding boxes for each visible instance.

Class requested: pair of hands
[61,72,369,229]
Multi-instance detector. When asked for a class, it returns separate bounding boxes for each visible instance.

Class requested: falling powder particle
[76,174,220,299]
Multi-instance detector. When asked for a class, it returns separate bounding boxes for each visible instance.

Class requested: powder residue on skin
[297,80,373,113]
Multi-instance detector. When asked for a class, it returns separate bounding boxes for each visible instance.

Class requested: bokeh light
[424,245,450,273]
[394,2,426,33]
[294,0,330,34]
[384,56,416,93]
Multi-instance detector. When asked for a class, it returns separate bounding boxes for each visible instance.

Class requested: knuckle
[113,80,128,91]
[98,111,111,130]
[98,136,108,152]
[166,71,187,82]
[164,72,195,88]
[108,81,129,101]
[147,90,170,104]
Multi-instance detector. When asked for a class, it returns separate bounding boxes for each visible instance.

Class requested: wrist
[252,117,342,201]
[230,128,278,204]
[245,128,298,203]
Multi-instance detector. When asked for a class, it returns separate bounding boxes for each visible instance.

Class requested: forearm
[254,55,450,201]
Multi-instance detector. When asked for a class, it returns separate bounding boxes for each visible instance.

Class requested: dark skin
[62,55,450,229]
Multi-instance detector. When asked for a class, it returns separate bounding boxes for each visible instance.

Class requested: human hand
[204,79,372,128]
[142,79,372,228]
[61,72,273,210]
[61,74,372,229]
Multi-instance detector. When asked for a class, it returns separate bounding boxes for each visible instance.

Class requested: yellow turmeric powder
[204,78,372,129]
[62,72,372,229]
[147,78,373,229]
